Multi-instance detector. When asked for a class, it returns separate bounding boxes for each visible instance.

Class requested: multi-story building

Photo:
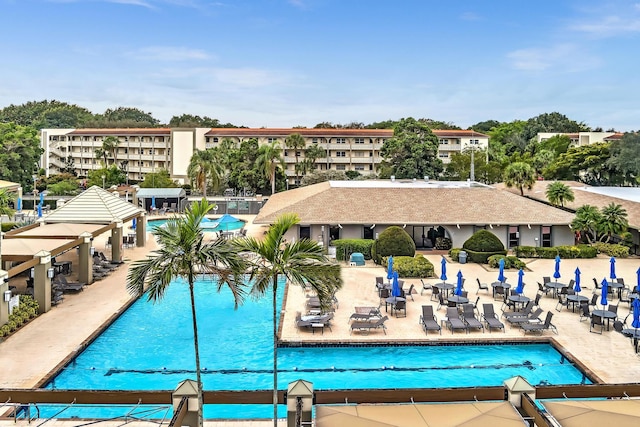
[536,131,623,147]
[40,128,489,185]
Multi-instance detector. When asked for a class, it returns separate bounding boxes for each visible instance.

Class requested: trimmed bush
[464,249,507,264]
[514,245,598,259]
[463,230,505,252]
[434,237,452,250]
[371,226,416,264]
[535,247,558,259]
[332,239,374,261]
[514,246,536,258]
[1,222,16,232]
[592,242,630,258]
[394,255,434,278]
[576,245,597,258]
[488,255,527,270]
[449,248,461,262]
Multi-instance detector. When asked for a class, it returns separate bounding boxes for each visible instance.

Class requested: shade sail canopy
[2,238,78,263]
[136,188,186,198]
[5,223,109,239]
[43,186,144,224]
[544,399,640,427]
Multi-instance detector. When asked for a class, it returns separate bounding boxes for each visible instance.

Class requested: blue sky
[1,0,639,130]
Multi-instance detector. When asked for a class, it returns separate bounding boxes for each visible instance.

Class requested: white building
[536,131,623,147]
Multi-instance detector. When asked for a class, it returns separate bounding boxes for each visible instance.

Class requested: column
[112,222,123,263]
[136,213,147,247]
[78,232,93,285]
[0,270,10,326]
[33,251,52,314]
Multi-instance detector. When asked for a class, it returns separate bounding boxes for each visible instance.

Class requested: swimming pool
[45,278,590,419]
[147,217,246,232]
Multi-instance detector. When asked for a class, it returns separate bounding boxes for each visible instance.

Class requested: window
[149,149,154,155]
[354,151,364,157]
[363,225,374,240]
[336,138,346,144]
[440,139,449,145]
[355,138,364,144]
[470,139,479,145]
[213,137,219,143]
[355,165,365,171]
[139,137,145,142]
[312,138,318,144]
[508,226,519,248]
[335,151,346,157]
[267,137,278,143]
[541,226,552,247]
[438,153,449,158]
[336,165,346,170]
[299,226,311,240]
[284,151,288,157]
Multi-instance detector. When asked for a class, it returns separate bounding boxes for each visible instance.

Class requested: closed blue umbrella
[574,267,581,294]
[440,257,447,282]
[39,192,44,205]
[515,269,525,294]
[387,256,394,281]
[132,218,137,230]
[17,198,21,211]
[391,271,402,297]
[600,278,609,308]
[609,257,617,280]
[632,298,640,329]
[636,267,640,293]
[553,255,561,280]
[497,258,505,283]
[455,270,464,296]
[37,204,42,218]
[151,196,156,209]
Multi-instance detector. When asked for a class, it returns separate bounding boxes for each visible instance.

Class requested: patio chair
[99,252,123,265]
[555,294,569,312]
[445,307,468,334]
[430,285,440,302]
[419,305,441,335]
[616,278,625,285]
[376,276,384,290]
[462,304,484,333]
[476,278,489,295]
[543,276,551,285]
[379,288,390,302]
[608,304,618,316]
[420,279,432,295]
[522,312,557,335]
[167,202,177,213]
[295,312,313,330]
[593,277,600,289]
[482,304,505,333]
[392,299,407,318]
[589,313,604,334]
[53,275,86,292]
[350,316,388,335]
[93,255,118,271]
[502,301,533,320]
[619,288,632,308]
[588,293,599,308]
[507,308,544,328]
[532,293,542,309]
[436,292,446,310]
[471,296,481,314]
[405,284,415,301]
[579,302,591,322]
[537,282,550,296]
[494,285,505,301]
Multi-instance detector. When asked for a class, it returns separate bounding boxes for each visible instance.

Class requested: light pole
[101,174,106,189]
[32,174,37,214]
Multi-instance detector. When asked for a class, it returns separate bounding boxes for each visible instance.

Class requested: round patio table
[491,282,510,298]
[544,282,566,298]
[592,309,617,331]
[508,295,530,311]
[384,296,406,313]
[433,282,454,298]
[607,281,624,298]
[447,295,469,306]
[566,294,588,312]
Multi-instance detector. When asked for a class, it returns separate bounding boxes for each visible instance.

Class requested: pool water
[148,217,245,232]
[45,278,590,419]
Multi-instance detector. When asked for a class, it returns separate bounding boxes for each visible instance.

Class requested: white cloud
[288,0,306,8]
[570,15,640,36]
[129,46,212,61]
[507,44,600,72]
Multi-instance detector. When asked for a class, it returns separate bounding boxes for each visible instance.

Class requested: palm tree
[126,199,247,427]
[256,142,284,195]
[234,213,342,426]
[187,149,220,196]
[571,204,602,243]
[102,136,120,164]
[503,161,536,196]
[284,133,306,184]
[545,182,575,207]
[599,202,628,242]
[0,189,16,216]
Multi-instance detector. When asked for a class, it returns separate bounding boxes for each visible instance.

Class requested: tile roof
[254,181,574,225]
[204,128,489,138]
[67,128,171,135]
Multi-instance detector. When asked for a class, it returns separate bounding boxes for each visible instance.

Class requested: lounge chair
[507,308,544,328]
[348,307,380,323]
[53,275,86,292]
[522,311,557,335]
[482,304,505,333]
[350,316,388,335]
[502,301,533,320]
[99,251,124,266]
[419,305,441,335]
[462,304,484,333]
[445,307,467,334]
[93,255,118,271]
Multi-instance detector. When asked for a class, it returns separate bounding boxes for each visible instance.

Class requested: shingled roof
[254,181,575,225]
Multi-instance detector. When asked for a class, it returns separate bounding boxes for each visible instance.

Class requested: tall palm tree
[234,213,342,426]
[284,133,306,184]
[256,142,284,195]
[102,136,120,164]
[126,199,247,427]
[599,202,628,242]
[503,161,536,196]
[545,182,575,207]
[571,204,602,243]
[187,149,219,196]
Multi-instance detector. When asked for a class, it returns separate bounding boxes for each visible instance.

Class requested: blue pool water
[148,217,245,232]
[45,278,590,419]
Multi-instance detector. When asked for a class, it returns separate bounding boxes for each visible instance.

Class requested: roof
[495,181,640,229]
[67,128,171,135]
[254,180,575,225]
[543,399,640,427]
[204,128,489,138]
[0,180,21,191]
[136,188,186,198]
[43,185,145,224]
[6,223,109,239]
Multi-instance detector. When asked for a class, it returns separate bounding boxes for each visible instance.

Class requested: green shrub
[514,246,536,258]
[9,314,23,327]
[372,226,416,264]
[487,255,526,270]
[592,242,630,258]
[0,324,10,336]
[7,321,17,332]
[463,230,505,252]
[535,247,558,259]
[464,249,507,264]
[332,239,374,261]
[576,245,597,258]
[434,237,452,250]
[394,255,434,278]
[1,222,16,232]
[449,248,461,262]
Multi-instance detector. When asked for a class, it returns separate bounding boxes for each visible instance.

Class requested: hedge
[332,239,374,261]
[487,255,527,270]
[449,248,461,262]
[513,245,597,259]
[591,242,630,258]
[464,249,507,264]
[392,255,435,278]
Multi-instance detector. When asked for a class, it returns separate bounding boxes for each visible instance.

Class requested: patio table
[508,295,530,311]
[447,295,469,306]
[566,294,588,312]
[433,282,454,298]
[592,309,617,331]
[384,296,405,313]
[491,282,510,298]
[544,282,566,298]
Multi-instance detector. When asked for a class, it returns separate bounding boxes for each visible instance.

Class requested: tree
[379,117,443,179]
[0,188,16,216]
[300,170,348,186]
[234,213,342,426]
[88,107,160,128]
[168,114,238,128]
[87,166,126,188]
[139,169,178,188]
[545,182,574,207]
[256,141,284,195]
[599,203,628,242]
[0,122,43,189]
[127,199,248,427]
[546,143,616,185]
[187,149,220,196]
[47,180,79,196]
[284,133,306,184]
[607,132,640,185]
[469,120,502,133]
[503,162,536,196]
[571,205,602,243]
[0,100,93,128]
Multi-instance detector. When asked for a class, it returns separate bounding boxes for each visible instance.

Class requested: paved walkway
[1,214,639,425]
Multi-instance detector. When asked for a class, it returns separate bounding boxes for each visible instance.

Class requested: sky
[1,0,639,130]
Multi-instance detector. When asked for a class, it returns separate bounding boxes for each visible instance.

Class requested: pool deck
[1,214,640,426]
